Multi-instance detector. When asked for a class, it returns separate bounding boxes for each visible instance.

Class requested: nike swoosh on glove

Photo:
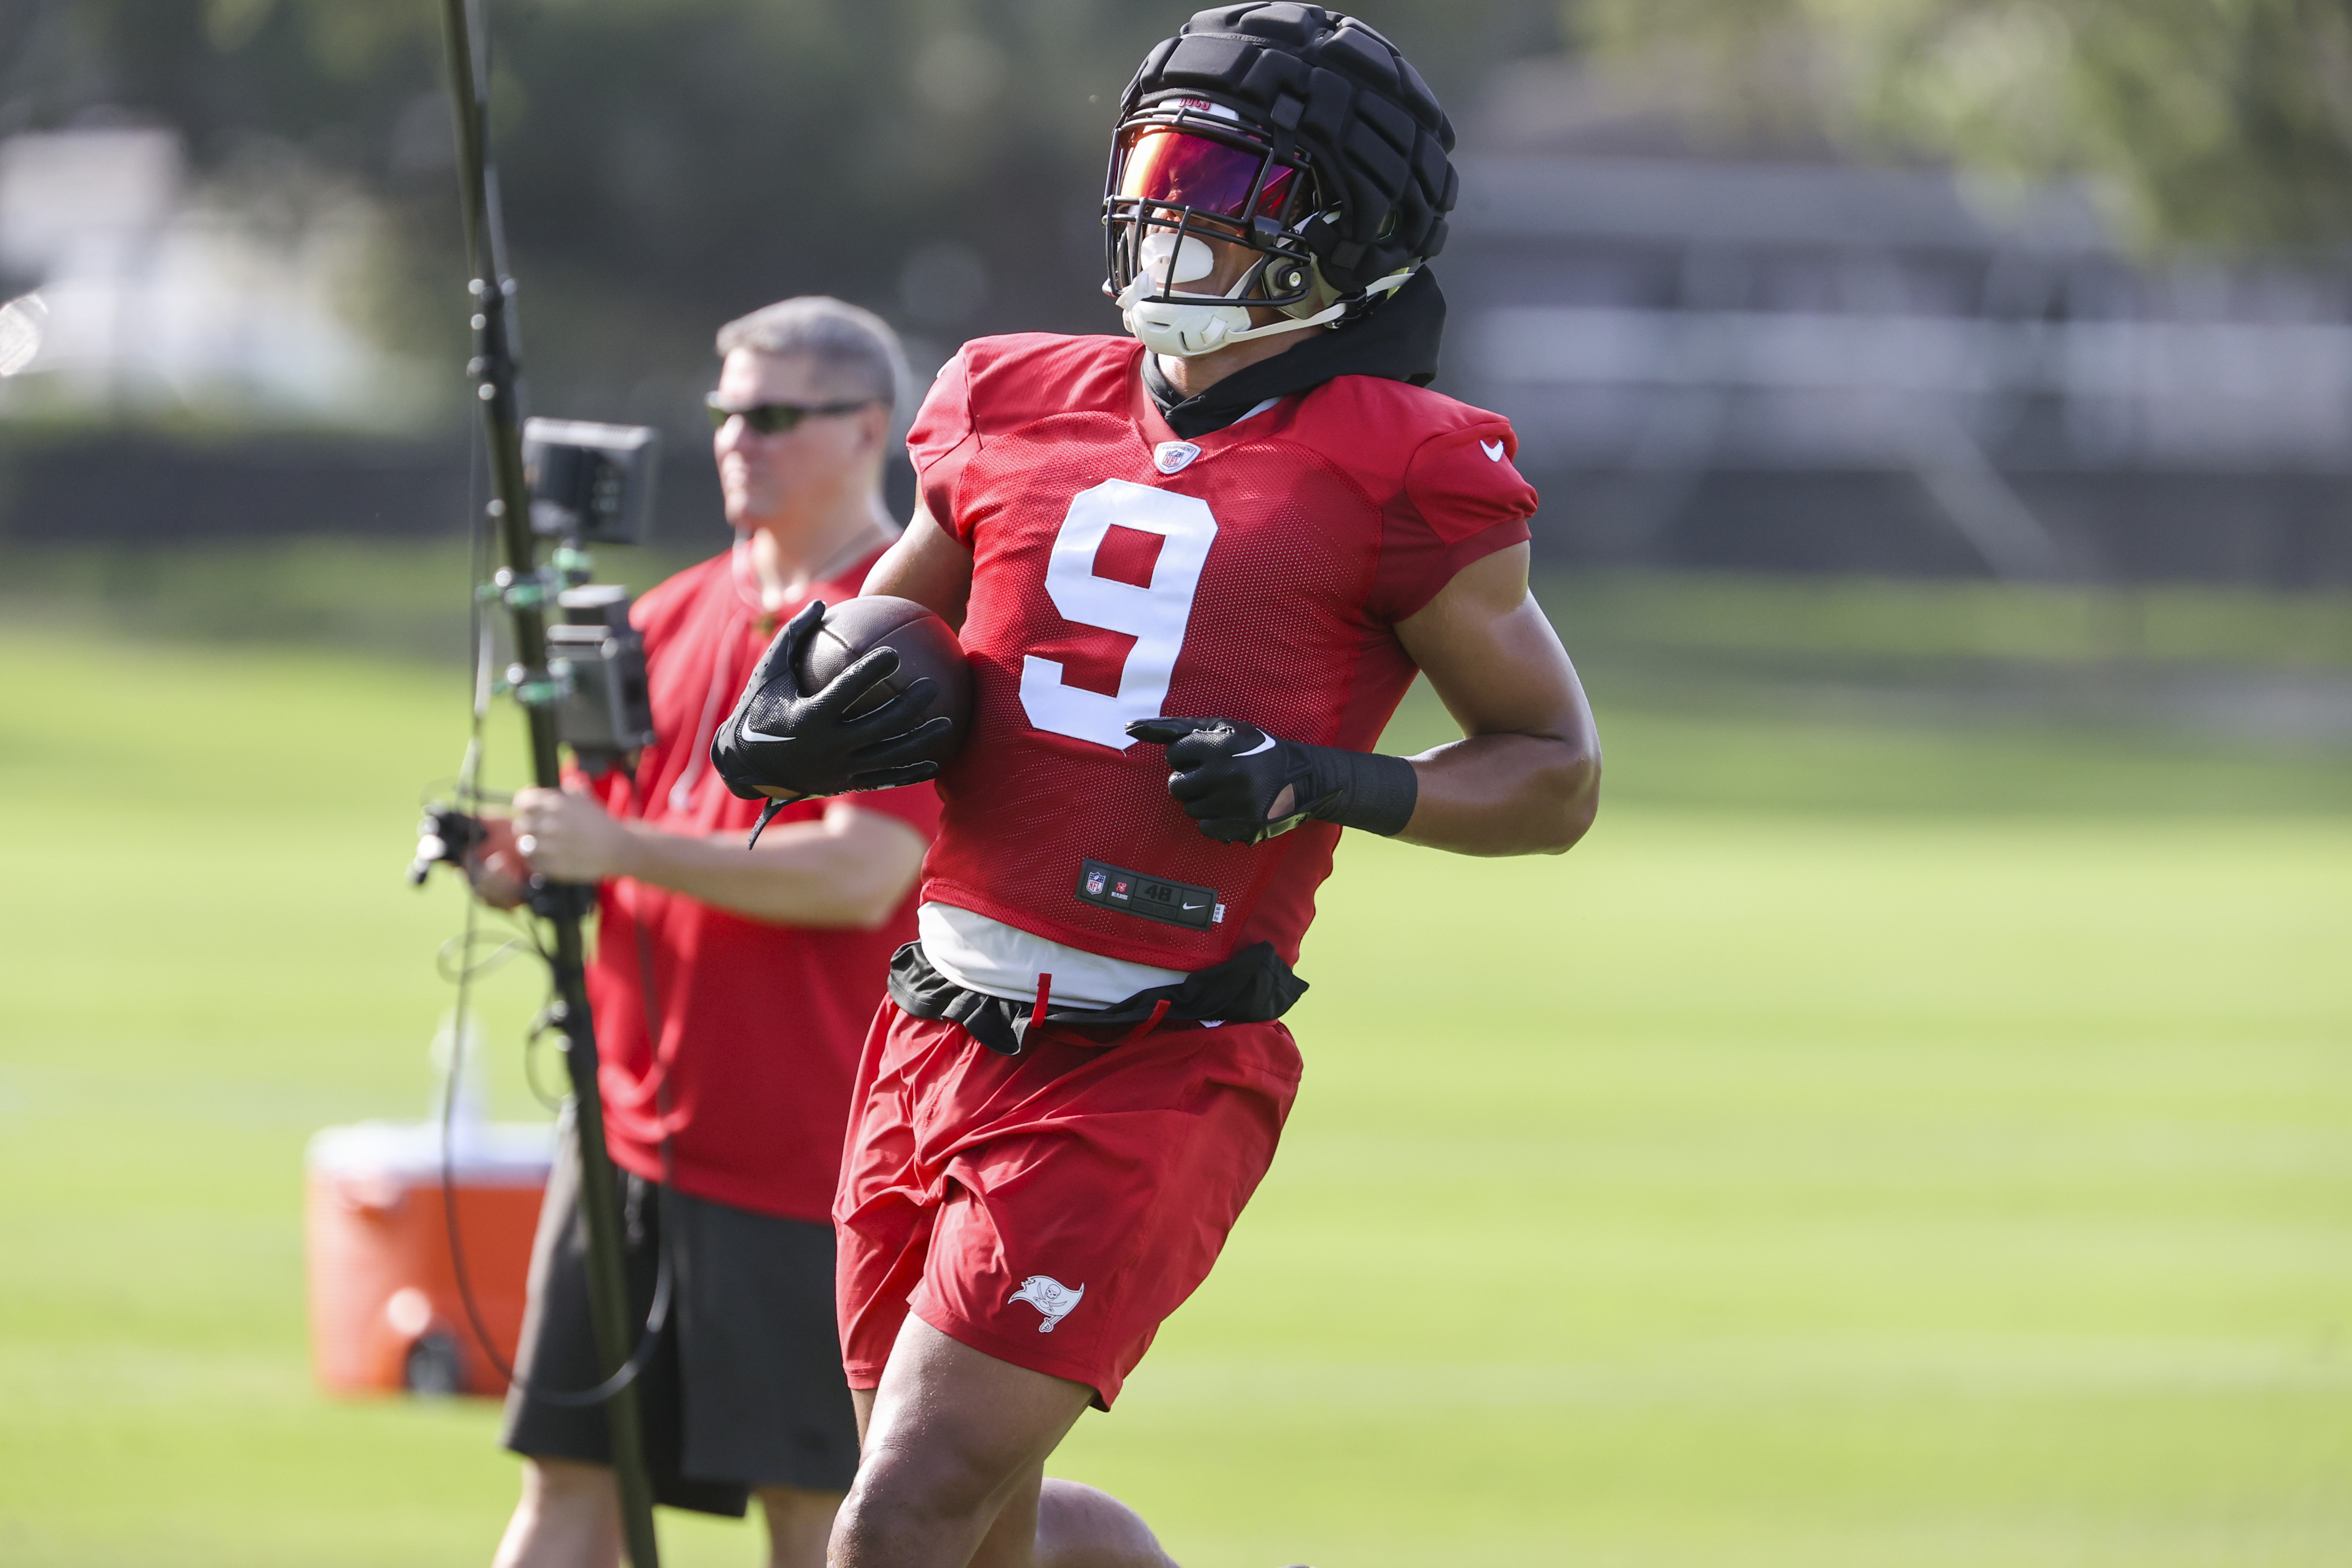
[711,599,953,806]
[1125,716,1418,845]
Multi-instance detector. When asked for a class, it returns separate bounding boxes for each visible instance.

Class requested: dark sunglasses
[704,393,876,434]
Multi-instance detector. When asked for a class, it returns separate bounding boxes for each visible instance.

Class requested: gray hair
[715,296,908,413]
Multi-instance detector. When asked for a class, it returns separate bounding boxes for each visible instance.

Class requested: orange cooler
[305,1119,554,1397]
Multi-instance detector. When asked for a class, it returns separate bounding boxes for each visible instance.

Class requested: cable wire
[436,884,671,1406]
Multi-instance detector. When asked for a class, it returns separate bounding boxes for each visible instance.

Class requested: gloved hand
[1126,716,1418,845]
[712,600,953,805]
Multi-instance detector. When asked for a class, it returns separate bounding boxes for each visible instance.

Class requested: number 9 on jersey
[1018,479,1217,751]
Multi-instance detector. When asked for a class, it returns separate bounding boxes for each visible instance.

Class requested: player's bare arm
[862,496,972,628]
[1390,542,1599,856]
[1135,545,1597,859]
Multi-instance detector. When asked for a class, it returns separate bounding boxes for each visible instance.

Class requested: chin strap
[1122,268,1415,358]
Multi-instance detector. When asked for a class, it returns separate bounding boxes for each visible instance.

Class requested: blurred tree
[1574,0,2352,250]
[4,0,1540,431]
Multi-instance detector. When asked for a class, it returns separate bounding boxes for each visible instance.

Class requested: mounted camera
[411,419,664,887]
[523,418,661,544]
[549,584,656,777]
[523,418,661,776]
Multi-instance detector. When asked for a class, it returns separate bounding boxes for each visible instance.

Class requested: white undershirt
[918,902,1188,1008]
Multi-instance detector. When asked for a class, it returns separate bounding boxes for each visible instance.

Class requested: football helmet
[1104,4,1459,357]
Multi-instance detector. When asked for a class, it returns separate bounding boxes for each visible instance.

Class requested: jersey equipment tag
[1076,858,1221,929]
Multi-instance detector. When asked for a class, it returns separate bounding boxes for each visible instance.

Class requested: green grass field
[2,568,2348,1566]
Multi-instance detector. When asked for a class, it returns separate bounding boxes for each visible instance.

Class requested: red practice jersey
[908,333,1536,972]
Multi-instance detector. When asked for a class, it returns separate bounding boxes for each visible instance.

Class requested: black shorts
[499,1115,861,1515]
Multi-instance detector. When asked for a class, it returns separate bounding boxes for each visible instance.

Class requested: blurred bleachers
[1444,59,2352,586]
[5,39,2351,586]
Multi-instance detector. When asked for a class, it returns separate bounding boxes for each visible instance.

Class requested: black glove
[1125,717,1418,846]
[711,600,953,806]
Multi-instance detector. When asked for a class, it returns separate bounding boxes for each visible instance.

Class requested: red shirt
[584,547,941,1222]
[907,332,1535,971]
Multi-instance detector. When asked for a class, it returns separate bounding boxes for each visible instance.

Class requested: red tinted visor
[1117,127,1300,223]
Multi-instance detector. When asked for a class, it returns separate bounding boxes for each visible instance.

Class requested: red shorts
[833,1000,1301,1408]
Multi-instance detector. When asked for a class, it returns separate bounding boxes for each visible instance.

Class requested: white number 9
[1018,479,1217,751]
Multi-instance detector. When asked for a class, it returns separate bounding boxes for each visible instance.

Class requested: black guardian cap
[1107,5,1459,330]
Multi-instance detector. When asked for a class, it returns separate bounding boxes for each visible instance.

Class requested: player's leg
[1035,1480,1181,1568]
[836,1317,1173,1568]
[832,1009,1298,1567]
[493,1458,621,1568]
[951,1468,1180,1568]
[833,1314,1089,1568]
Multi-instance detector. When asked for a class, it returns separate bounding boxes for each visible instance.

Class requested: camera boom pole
[436,4,662,1563]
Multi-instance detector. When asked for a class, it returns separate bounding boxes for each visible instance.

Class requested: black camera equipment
[407,805,486,887]
[524,417,662,544]
[411,4,666,1562]
[550,584,657,779]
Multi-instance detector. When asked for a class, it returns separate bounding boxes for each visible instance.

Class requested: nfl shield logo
[1085,870,1106,896]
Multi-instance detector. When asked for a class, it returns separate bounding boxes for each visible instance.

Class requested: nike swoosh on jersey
[1235,734,1277,757]
[1480,439,1506,461]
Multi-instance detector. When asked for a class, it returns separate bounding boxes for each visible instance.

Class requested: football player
[713,8,1600,1566]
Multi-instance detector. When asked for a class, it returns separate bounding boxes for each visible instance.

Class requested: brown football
[796,595,972,758]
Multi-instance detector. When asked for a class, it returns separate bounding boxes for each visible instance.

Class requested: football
[798,594,972,754]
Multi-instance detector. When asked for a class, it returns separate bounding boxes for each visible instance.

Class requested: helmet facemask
[1103,97,1335,358]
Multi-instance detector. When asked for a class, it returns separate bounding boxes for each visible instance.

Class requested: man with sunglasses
[477,297,942,1568]
[715,9,1602,1566]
